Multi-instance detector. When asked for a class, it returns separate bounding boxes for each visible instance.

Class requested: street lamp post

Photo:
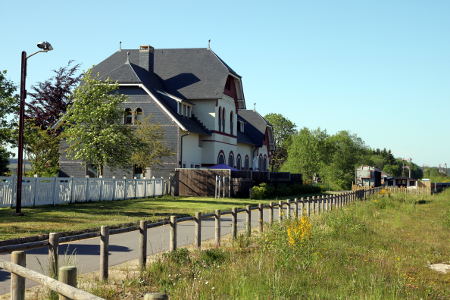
[15,42,53,215]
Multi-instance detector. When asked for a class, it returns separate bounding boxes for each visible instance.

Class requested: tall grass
[89,189,450,299]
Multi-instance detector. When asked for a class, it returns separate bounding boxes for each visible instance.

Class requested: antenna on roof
[119,41,122,51]
[208,39,211,49]
[253,102,256,111]
[126,51,130,64]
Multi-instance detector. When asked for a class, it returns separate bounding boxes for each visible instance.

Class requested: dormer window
[178,102,192,117]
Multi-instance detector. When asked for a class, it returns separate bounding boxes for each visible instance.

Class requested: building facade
[59,45,274,178]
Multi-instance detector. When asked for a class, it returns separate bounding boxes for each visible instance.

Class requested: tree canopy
[264,113,296,171]
[61,70,137,176]
[0,70,18,146]
[26,61,81,130]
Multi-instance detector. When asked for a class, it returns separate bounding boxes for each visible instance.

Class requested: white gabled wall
[181,133,202,168]
[191,99,216,129]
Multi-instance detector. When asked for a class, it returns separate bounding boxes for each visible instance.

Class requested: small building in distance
[355,165,382,187]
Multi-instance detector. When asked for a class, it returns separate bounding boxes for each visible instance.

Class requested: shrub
[250,182,321,199]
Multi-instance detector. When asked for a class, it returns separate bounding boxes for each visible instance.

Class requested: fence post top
[195,211,202,217]
[59,265,76,271]
[170,215,176,222]
[215,209,221,214]
[258,203,263,208]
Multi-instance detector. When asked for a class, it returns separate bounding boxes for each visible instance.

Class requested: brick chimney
[139,45,154,72]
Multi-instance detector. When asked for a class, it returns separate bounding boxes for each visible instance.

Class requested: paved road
[0,204,306,295]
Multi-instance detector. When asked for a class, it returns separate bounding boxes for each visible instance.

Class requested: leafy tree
[26,61,81,129]
[0,70,18,145]
[281,127,328,182]
[0,146,9,175]
[321,131,368,190]
[264,113,296,171]
[61,70,137,177]
[131,116,173,177]
[24,61,80,176]
[24,123,60,177]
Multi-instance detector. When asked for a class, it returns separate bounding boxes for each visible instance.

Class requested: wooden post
[195,212,202,248]
[48,232,59,279]
[139,220,148,270]
[300,197,304,217]
[58,266,77,300]
[231,208,237,240]
[215,209,221,247]
[286,199,291,219]
[294,198,299,219]
[278,201,283,222]
[170,216,177,251]
[312,196,316,214]
[246,205,251,237]
[11,251,25,300]
[268,202,274,225]
[144,293,168,300]
[100,226,109,281]
[307,197,311,216]
[316,196,322,214]
[258,203,264,232]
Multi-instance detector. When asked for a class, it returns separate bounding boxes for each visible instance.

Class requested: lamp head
[37,41,53,51]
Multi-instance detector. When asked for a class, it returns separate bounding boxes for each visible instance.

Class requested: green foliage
[281,127,329,181]
[24,123,60,177]
[250,182,321,199]
[130,116,173,176]
[264,113,296,171]
[62,70,138,176]
[0,70,18,145]
[0,146,9,175]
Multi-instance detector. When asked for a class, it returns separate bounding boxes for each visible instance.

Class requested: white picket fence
[0,176,166,208]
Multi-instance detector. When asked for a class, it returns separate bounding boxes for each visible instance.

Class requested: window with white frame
[178,102,192,117]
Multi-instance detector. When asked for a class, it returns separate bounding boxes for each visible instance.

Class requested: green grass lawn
[0,196,279,241]
[88,188,450,299]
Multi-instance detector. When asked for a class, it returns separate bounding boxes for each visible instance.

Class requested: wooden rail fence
[0,187,390,299]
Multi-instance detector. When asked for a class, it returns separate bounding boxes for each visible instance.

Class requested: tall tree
[321,131,368,190]
[281,127,328,182]
[24,61,80,176]
[26,61,81,129]
[61,70,137,177]
[264,113,296,171]
[131,116,173,177]
[0,70,18,145]
[24,124,60,177]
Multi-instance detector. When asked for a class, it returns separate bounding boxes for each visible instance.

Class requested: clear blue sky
[1,0,449,166]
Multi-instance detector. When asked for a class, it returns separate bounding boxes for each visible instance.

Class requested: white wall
[181,133,202,168]
[191,99,216,129]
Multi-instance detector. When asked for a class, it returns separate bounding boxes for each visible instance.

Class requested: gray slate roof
[90,47,243,135]
[92,48,240,100]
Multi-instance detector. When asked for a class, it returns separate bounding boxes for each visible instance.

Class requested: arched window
[124,108,132,124]
[228,151,234,167]
[217,151,225,165]
[222,108,225,133]
[230,111,234,135]
[236,154,242,170]
[218,107,222,131]
[263,155,267,171]
[245,155,250,170]
[135,108,143,123]
[258,154,263,171]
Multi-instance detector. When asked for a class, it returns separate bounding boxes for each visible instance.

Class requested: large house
[59,45,274,178]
